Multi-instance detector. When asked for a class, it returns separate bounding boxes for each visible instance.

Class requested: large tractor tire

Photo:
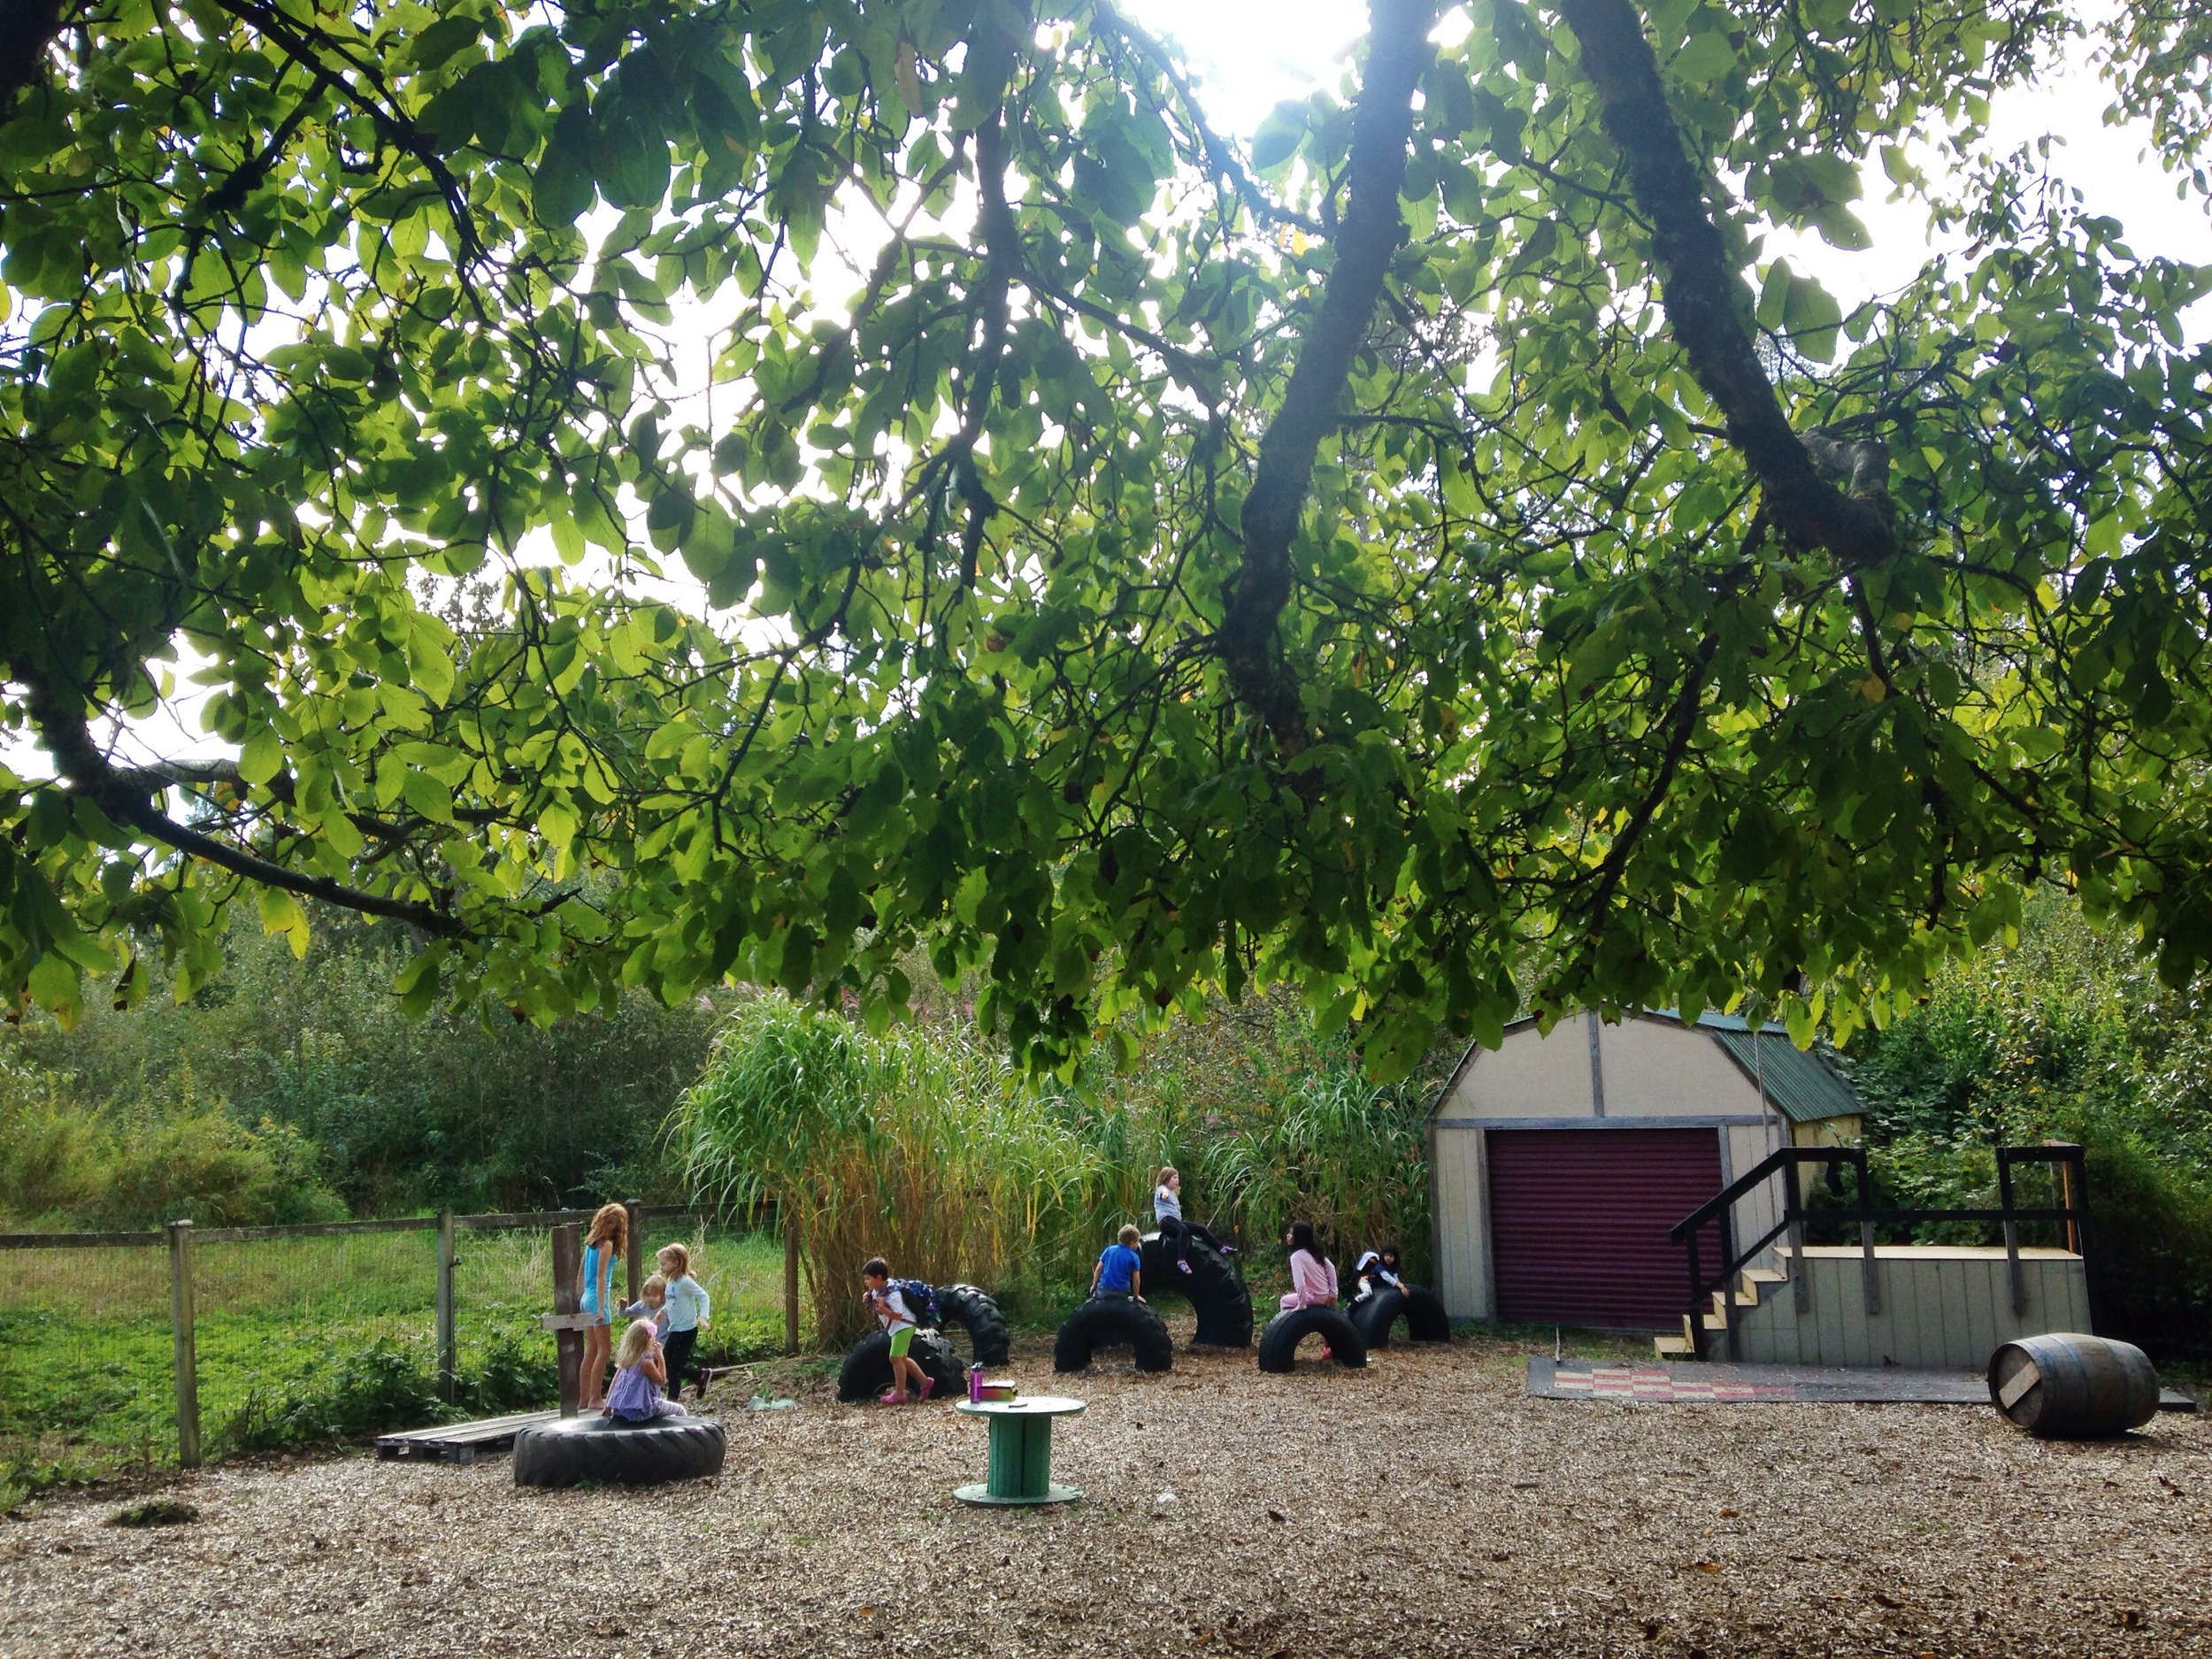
[1256,1306,1368,1373]
[836,1329,968,1403]
[512,1414,726,1488]
[1053,1295,1175,1374]
[1349,1285,1452,1348]
[934,1283,1012,1368]
[1139,1232,1254,1348]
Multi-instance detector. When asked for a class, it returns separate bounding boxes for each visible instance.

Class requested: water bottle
[968,1363,984,1404]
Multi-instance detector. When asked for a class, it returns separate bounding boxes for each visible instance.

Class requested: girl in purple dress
[603,1319,688,1422]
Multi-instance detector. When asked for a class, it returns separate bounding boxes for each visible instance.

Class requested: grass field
[0,1225,791,1502]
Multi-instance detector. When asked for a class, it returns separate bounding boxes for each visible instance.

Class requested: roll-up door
[1487,1127,1724,1329]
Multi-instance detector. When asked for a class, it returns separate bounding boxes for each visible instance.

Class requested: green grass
[0,1224,792,1504]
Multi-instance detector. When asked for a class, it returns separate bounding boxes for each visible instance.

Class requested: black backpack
[891,1278,941,1330]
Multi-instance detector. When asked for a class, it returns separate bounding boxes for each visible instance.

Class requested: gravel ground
[3,1328,2206,1659]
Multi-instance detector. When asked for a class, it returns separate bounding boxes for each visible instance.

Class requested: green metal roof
[1695,1017,1864,1125]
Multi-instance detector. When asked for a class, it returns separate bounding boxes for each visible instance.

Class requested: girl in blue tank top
[578,1203,626,1410]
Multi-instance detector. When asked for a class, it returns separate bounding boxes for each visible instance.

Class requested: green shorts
[887,1325,915,1359]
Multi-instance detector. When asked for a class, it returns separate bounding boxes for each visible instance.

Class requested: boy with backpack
[860,1257,937,1405]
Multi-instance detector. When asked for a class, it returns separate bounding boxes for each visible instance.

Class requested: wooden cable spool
[1987,1333,2160,1438]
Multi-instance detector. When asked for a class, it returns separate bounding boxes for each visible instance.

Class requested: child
[619,1271,670,1331]
[656,1243,717,1402]
[1153,1165,1233,1274]
[861,1257,933,1405]
[1091,1223,1145,1301]
[1279,1220,1339,1311]
[603,1318,688,1422]
[578,1202,626,1411]
[1350,1243,1406,1301]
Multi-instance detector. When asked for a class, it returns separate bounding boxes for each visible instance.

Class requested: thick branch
[956,111,1019,590]
[0,0,76,116]
[1222,0,1440,746]
[1558,0,1894,565]
[14,663,467,938]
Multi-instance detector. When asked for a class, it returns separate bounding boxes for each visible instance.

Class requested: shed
[1426,1010,1866,1330]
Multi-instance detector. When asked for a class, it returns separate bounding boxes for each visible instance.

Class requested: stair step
[1653,1334,1694,1358]
[1745,1269,1786,1286]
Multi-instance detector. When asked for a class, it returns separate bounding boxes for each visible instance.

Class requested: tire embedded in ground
[1053,1295,1175,1373]
[1348,1284,1451,1348]
[933,1283,1012,1368]
[835,1328,969,1402]
[1139,1232,1255,1347]
[512,1414,726,1488]
[1256,1306,1368,1373]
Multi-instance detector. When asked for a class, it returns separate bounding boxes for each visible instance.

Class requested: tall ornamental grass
[667,992,1435,1347]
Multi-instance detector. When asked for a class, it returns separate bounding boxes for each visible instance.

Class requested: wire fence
[0,1205,792,1484]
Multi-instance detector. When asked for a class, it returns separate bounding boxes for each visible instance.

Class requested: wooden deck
[375,1409,561,1464]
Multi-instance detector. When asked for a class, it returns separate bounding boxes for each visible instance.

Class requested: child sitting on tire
[1153,1166,1233,1274]
[1091,1224,1145,1302]
[603,1318,688,1422]
[1349,1243,1406,1301]
[861,1258,933,1405]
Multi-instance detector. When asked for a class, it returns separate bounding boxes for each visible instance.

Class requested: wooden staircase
[1655,1266,1784,1358]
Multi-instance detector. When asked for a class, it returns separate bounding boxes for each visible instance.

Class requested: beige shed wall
[1437,1021,1594,1121]
[1430,1121,1491,1320]
[1596,1018,1768,1117]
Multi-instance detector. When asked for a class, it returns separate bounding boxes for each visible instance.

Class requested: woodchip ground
[3,1327,2205,1658]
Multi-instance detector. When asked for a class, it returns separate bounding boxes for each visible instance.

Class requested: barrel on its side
[1988,1333,2160,1438]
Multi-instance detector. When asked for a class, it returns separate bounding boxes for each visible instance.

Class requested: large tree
[3,0,2208,1075]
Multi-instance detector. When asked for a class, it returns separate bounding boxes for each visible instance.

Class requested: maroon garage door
[1487,1127,1724,1329]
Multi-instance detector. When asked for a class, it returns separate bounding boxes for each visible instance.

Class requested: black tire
[1053,1295,1175,1374]
[934,1283,1012,1368]
[1256,1306,1367,1373]
[1139,1232,1255,1347]
[835,1329,969,1403]
[512,1414,726,1488]
[1349,1284,1452,1348]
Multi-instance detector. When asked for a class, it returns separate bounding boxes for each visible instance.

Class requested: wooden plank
[168,1221,200,1471]
[1813,1256,1847,1366]
[191,1216,440,1244]
[378,1409,558,1446]
[0,1230,165,1250]
[1997,1360,2041,1410]
[455,1209,594,1231]
[552,1223,582,1416]
[1936,1252,1973,1369]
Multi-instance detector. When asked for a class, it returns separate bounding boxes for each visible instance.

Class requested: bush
[1843,892,2212,1363]
[219,1337,451,1455]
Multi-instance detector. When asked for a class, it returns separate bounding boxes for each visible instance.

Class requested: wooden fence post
[783,1221,800,1356]
[435,1209,457,1403]
[626,1198,643,1309]
[551,1222,582,1416]
[166,1220,200,1470]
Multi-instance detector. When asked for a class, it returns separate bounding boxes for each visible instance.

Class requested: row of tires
[1053,1278,1451,1376]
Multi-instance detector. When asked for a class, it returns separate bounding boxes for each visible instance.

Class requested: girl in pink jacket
[1279,1220,1339,1311]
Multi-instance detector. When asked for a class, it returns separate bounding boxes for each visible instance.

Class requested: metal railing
[1668,1143,2091,1360]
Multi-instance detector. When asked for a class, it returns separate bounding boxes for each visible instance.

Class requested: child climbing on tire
[1153,1166,1233,1275]
[1091,1224,1145,1301]
[861,1257,934,1405]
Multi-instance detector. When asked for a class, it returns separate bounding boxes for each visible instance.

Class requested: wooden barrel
[1987,1333,2160,1438]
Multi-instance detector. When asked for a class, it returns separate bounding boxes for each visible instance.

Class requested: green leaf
[1781,272,1843,361]
[1249,104,1307,172]
[238,728,284,787]
[402,771,455,826]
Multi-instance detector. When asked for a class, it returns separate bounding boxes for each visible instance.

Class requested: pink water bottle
[968,1363,984,1403]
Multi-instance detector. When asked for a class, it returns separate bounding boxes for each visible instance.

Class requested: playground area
[2,1325,2205,1659]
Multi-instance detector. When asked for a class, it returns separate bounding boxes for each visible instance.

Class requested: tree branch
[1221,0,1440,748]
[1557,0,1894,565]
[0,0,79,118]
[13,661,468,938]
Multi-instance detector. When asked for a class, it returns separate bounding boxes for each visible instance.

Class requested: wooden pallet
[375,1409,561,1464]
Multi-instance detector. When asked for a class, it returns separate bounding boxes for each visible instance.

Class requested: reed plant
[668,991,1438,1346]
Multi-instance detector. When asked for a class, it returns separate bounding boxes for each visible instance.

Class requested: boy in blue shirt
[1091,1224,1145,1302]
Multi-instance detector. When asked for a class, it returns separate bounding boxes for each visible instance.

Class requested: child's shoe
[916,1377,936,1402]
[695,1367,717,1402]
[1219,1245,1239,1256]
[878,1388,908,1405]
[1178,1260,1193,1274]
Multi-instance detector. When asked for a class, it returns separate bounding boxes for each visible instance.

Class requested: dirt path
[3,1333,2205,1658]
